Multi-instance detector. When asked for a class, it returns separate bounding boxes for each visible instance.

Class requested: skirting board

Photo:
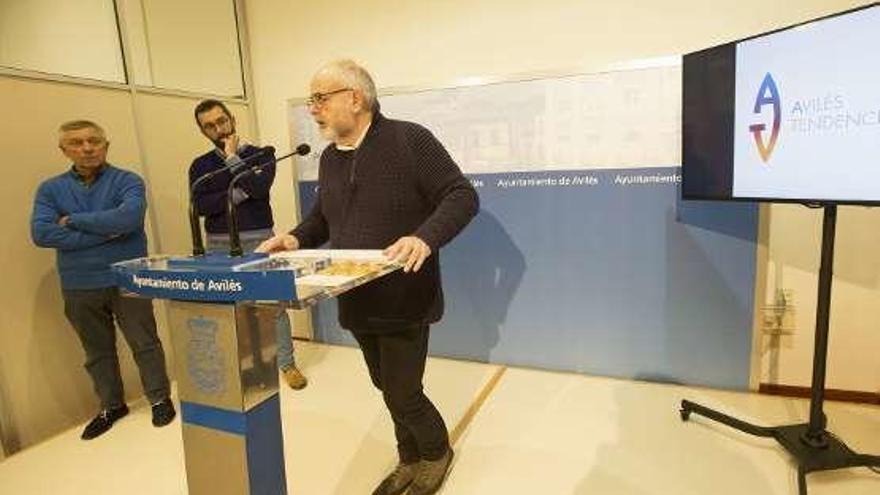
[759,383,880,405]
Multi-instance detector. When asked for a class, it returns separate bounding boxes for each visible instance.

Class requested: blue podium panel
[113,250,401,307]
[113,254,299,302]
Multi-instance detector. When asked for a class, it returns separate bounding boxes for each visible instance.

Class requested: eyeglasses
[200,115,231,132]
[306,88,353,107]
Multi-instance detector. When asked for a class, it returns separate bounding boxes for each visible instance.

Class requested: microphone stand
[225,146,311,257]
[188,200,206,257]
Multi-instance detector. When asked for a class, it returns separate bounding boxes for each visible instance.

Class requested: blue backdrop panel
[299,166,757,390]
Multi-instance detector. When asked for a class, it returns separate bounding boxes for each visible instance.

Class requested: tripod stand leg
[854,453,880,469]
[680,400,776,437]
[797,464,808,495]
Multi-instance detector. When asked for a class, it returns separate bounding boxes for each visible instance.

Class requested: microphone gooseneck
[225,144,312,257]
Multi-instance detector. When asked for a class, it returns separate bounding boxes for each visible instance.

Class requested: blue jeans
[207,232,295,369]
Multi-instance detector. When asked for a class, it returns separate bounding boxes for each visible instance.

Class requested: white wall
[0,82,256,454]
[0,0,125,82]
[0,0,257,454]
[760,205,880,391]
[0,78,149,451]
[136,0,245,95]
[243,0,879,393]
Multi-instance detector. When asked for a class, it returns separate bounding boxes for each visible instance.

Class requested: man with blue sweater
[190,100,307,390]
[31,120,174,440]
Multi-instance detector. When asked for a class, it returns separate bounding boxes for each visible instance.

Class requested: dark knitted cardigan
[292,113,479,332]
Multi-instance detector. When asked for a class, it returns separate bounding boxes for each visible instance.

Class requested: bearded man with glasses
[189,99,308,391]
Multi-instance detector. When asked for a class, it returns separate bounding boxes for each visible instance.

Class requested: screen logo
[749,73,781,162]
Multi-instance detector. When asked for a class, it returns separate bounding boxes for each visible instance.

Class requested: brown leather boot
[372,461,419,495]
[408,449,453,495]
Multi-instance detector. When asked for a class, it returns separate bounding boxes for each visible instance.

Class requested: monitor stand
[680,204,880,495]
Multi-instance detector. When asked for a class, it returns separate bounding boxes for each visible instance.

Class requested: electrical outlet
[761,288,796,335]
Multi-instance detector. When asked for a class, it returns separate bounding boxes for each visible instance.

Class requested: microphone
[236,144,311,178]
[187,145,275,256]
[190,146,275,192]
[226,144,311,257]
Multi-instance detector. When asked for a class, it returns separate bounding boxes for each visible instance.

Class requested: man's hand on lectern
[256,234,299,253]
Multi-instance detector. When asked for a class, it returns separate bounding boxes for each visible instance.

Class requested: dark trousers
[353,326,449,463]
[62,287,171,409]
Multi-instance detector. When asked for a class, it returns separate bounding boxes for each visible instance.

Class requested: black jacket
[293,113,479,332]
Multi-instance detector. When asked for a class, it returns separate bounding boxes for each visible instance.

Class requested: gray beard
[319,126,339,143]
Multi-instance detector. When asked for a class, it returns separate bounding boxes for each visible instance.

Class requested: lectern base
[167,300,287,495]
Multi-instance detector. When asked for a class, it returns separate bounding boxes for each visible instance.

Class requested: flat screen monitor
[682,3,880,205]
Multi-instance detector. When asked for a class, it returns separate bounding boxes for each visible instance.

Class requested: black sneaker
[151,398,176,427]
[81,404,129,440]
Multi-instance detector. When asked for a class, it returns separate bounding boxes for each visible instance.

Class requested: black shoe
[151,398,176,427]
[81,404,129,440]
[408,449,454,495]
[372,461,419,495]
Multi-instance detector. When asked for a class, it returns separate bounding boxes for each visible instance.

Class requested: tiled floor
[1,341,878,494]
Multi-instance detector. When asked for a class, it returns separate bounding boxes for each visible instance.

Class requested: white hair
[58,120,106,143]
[315,59,378,112]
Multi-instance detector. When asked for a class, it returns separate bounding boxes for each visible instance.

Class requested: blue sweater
[31,165,148,290]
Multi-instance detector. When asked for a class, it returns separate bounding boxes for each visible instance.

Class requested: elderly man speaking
[259,60,478,495]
